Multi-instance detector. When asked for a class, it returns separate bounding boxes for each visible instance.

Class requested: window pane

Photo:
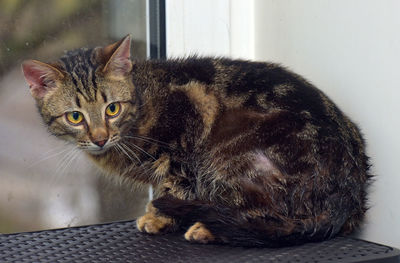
[0,0,148,233]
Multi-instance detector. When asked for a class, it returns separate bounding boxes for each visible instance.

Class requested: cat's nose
[94,139,108,147]
[90,127,109,148]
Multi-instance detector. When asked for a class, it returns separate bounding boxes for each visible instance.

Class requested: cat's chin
[85,148,110,156]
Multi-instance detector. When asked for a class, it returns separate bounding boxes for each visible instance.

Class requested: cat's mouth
[79,135,121,155]
[79,143,113,155]
[86,147,110,155]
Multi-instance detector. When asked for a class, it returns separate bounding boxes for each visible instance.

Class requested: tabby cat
[22,35,371,247]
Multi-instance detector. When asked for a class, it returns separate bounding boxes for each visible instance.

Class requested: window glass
[0,0,148,233]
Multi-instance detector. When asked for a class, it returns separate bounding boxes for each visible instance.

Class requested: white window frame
[166,0,255,60]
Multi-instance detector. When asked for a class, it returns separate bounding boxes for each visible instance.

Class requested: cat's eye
[105,102,121,117]
[66,111,84,125]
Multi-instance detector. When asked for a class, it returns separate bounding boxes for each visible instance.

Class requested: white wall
[166,0,400,248]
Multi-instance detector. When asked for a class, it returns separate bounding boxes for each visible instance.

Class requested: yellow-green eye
[66,111,84,125]
[106,102,121,117]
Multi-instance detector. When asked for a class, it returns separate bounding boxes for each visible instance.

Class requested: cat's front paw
[136,212,175,234]
[184,222,215,244]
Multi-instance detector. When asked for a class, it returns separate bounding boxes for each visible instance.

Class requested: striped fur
[22,36,372,247]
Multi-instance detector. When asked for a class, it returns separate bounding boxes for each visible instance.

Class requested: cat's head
[22,35,139,155]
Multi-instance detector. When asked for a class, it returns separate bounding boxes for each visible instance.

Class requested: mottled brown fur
[22,35,372,247]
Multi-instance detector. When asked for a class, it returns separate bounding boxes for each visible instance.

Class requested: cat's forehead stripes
[75,96,81,108]
[60,48,99,102]
[101,91,108,103]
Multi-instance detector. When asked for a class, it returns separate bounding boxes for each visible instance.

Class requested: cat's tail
[152,195,341,247]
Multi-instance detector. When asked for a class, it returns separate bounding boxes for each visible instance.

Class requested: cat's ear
[21,60,64,100]
[101,35,133,79]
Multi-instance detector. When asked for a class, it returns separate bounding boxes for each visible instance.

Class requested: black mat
[0,220,399,262]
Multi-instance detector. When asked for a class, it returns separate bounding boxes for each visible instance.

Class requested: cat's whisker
[137,100,149,109]
[124,141,156,161]
[115,144,130,161]
[54,148,75,175]
[113,144,123,155]
[120,142,142,164]
[46,147,79,187]
[123,135,172,149]
[61,147,78,169]
[55,147,79,177]
[59,148,80,176]
[116,143,140,164]
[29,144,71,167]
[133,135,171,146]
[40,142,70,156]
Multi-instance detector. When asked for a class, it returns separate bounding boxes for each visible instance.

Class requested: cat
[22,35,371,247]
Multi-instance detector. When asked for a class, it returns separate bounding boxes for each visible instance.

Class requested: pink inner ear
[22,62,45,86]
[103,36,132,77]
[116,36,131,60]
[111,56,132,75]
[21,61,57,99]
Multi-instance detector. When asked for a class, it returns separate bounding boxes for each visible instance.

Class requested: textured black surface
[0,220,399,263]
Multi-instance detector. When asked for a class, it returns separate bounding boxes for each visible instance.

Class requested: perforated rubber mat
[0,220,399,263]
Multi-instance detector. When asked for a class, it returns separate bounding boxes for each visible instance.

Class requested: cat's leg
[184,222,215,244]
[136,201,177,234]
